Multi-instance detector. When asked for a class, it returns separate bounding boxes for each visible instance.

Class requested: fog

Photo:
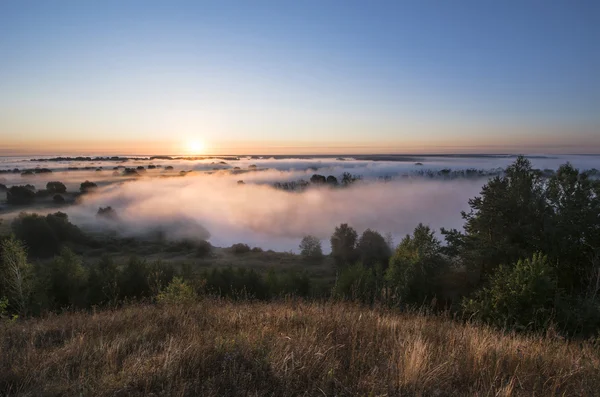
[2,154,600,252]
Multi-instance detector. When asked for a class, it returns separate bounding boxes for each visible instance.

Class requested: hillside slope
[1,300,599,396]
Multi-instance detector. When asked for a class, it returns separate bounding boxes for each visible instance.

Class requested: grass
[1,300,599,396]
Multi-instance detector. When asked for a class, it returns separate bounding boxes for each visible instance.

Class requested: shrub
[231,243,251,254]
[46,181,67,194]
[156,277,196,304]
[334,263,382,304]
[463,253,562,332]
[251,247,263,253]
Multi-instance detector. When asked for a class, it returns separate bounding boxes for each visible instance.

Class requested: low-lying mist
[3,154,600,252]
[66,174,482,251]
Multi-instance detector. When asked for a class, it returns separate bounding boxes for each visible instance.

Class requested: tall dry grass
[1,300,599,396]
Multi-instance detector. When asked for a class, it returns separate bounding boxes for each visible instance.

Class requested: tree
[87,256,120,307]
[119,257,151,300]
[80,180,98,193]
[356,229,391,268]
[6,186,36,205]
[545,163,600,294]
[157,277,197,304]
[299,235,323,260]
[443,156,547,282]
[310,174,327,184]
[326,175,338,186]
[330,223,358,268]
[0,236,32,315]
[46,181,67,194]
[386,224,449,306]
[44,247,87,309]
[52,194,65,204]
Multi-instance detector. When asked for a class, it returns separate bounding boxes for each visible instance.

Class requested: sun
[186,140,205,155]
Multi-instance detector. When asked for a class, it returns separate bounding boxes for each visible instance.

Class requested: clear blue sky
[0,0,599,154]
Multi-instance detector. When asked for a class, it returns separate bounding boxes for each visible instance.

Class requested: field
[1,300,599,396]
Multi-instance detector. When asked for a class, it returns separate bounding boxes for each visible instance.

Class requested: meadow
[2,299,599,397]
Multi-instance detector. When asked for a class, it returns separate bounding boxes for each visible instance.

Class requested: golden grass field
[1,300,599,396]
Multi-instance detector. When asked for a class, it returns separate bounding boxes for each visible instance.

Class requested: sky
[0,1,599,155]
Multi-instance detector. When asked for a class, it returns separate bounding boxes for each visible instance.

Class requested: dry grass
[1,300,599,396]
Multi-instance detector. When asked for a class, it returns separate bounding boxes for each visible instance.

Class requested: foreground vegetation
[1,155,600,394]
[1,299,599,396]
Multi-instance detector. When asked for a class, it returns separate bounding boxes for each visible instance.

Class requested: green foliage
[330,223,357,268]
[299,235,323,260]
[463,254,560,332]
[156,277,196,304]
[87,256,120,306]
[119,257,151,300]
[44,247,88,309]
[0,236,33,315]
[356,229,391,268]
[11,212,87,258]
[333,263,383,304]
[386,224,448,306]
[545,163,600,293]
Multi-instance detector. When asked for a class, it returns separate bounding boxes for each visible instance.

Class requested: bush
[463,254,562,332]
[46,181,67,194]
[231,243,251,254]
[156,277,196,304]
[334,263,383,304]
[299,235,323,260]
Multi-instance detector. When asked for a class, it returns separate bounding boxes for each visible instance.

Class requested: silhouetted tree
[299,235,323,260]
[7,186,36,205]
[356,229,391,268]
[330,224,358,268]
[46,182,66,194]
[80,181,98,193]
[310,174,327,184]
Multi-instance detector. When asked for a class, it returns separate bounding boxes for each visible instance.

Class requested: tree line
[1,156,599,337]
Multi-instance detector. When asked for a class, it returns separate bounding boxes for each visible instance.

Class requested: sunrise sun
[185,140,206,155]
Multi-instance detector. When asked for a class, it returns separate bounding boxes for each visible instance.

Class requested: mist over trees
[1,156,599,337]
